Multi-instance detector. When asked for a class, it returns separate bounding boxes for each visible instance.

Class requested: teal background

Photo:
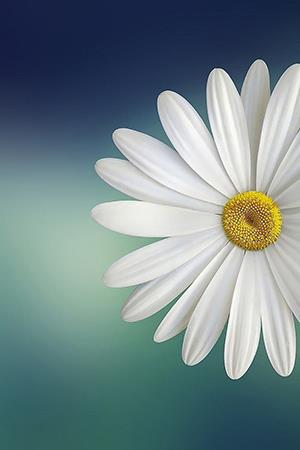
[2,1,300,449]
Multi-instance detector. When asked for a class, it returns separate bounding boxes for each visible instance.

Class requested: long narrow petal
[182,246,244,366]
[241,60,270,189]
[103,228,224,287]
[95,158,222,213]
[256,64,300,192]
[92,201,220,237]
[268,131,300,198]
[122,236,227,322]
[157,90,235,197]
[113,128,227,205]
[259,252,296,376]
[281,207,300,216]
[154,242,233,342]
[207,68,251,192]
[275,179,300,209]
[281,212,300,237]
[224,251,261,379]
[265,236,300,321]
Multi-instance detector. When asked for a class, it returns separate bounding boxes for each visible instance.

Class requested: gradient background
[2,1,300,449]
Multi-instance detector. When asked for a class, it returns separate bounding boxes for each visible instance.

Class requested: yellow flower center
[222,191,282,251]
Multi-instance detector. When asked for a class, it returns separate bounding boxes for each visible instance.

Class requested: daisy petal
[241,60,270,189]
[95,158,222,213]
[207,68,251,192]
[224,252,260,380]
[154,242,233,343]
[282,207,300,216]
[259,252,296,376]
[182,246,244,366]
[157,90,235,197]
[265,237,300,321]
[103,228,224,287]
[113,128,226,205]
[122,236,227,322]
[275,179,300,209]
[92,201,220,237]
[268,132,300,198]
[256,64,300,192]
[281,212,300,237]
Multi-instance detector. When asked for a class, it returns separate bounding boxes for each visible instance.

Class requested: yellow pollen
[222,191,282,251]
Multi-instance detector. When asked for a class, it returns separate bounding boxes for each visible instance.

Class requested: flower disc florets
[222,191,282,251]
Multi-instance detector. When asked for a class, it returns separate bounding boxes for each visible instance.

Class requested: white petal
[154,242,233,342]
[256,64,300,192]
[281,212,300,237]
[92,201,220,237]
[275,179,300,209]
[241,60,270,189]
[265,236,300,321]
[103,228,224,287]
[268,131,300,198]
[207,68,251,192]
[281,207,300,216]
[95,158,222,213]
[182,246,244,366]
[113,128,227,205]
[224,251,260,379]
[122,236,228,322]
[258,252,296,376]
[157,90,235,197]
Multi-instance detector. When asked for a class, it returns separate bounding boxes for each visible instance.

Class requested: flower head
[92,60,300,379]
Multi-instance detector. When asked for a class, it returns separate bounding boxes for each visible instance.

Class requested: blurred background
[2,1,300,449]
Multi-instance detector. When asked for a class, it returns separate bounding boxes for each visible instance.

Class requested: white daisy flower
[92,60,300,379]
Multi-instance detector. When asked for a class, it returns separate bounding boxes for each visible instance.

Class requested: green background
[2,1,300,449]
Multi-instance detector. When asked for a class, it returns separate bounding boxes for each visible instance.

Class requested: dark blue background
[1,0,300,159]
